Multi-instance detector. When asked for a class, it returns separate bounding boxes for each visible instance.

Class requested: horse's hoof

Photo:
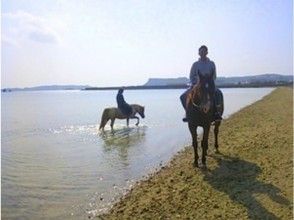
[135,123,139,126]
[215,149,220,154]
[193,162,199,168]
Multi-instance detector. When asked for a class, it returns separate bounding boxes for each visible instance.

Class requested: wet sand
[101,87,293,219]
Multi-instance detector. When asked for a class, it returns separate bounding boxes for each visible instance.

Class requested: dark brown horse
[186,72,224,168]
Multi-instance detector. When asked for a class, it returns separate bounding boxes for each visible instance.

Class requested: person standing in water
[116,88,133,117]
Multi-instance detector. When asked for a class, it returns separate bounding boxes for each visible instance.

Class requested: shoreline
[2,83,292,92]
[100,87,293,219]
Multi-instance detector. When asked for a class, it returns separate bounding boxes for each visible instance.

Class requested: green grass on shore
[102,87,293,220]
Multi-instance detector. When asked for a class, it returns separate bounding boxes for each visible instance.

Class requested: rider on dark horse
[116,88,133,117]
[180,45,223,122]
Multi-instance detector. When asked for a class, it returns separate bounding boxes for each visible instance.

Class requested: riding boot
[180,87,192,123]
[182,107,188,122]
[182,113,188,122]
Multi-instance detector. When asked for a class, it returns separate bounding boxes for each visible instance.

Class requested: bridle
[190,81,213,114]
[135,106,145,118]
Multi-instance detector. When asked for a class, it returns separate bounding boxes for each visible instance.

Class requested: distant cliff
[144,77,189,86]
[144,74,293,86]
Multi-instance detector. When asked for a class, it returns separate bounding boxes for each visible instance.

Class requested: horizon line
[2,73,293,89]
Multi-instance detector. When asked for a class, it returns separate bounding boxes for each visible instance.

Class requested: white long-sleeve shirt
[189,57,216,85]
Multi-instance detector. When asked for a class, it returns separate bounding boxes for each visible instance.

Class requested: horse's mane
[130,104,144,109]
[186,74,215,109]
[131,104,143,107]
[186,83,201,108]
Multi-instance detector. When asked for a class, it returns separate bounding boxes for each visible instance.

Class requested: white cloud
[2,11,61,45]
[1,35,19,47]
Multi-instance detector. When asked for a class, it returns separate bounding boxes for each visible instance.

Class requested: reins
[190,84,202,110]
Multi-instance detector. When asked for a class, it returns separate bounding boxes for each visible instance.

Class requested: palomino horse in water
[99,104,145,131]
[186,72,224,168]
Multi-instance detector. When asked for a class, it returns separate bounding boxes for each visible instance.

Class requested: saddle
[119,104,133,117]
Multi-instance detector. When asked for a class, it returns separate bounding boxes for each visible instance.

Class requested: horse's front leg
[201,125,210,167]
[110,118,115,131]
[126,118,129,127]
[188,123,198,167]
[134,116,139,126]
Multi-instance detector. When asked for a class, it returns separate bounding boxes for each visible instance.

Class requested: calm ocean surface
[2,88,274,219]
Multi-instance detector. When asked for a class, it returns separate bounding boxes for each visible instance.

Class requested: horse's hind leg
[99,118,109,131]
[126,118,129,127]
[201,126,210,167]
[214,121,221,153]
[110,118,115,130]
[188,123,198,167]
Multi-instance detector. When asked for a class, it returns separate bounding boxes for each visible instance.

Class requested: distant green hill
[2,85,90,92]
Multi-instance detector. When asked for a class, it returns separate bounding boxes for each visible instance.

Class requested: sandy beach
[101,87,293,219]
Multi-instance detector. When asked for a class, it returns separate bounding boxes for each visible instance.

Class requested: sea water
[1,88,274,219]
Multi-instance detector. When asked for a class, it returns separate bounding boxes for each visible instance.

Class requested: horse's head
[134,105,145,118]
[188,72,215,114]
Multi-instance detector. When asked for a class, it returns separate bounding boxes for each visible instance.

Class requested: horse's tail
[99,109,110,130]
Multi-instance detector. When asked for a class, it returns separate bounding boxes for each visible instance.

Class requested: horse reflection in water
[99,126,147,166]
[99,104,145,131]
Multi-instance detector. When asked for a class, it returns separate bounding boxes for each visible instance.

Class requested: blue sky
[1,0,293,88]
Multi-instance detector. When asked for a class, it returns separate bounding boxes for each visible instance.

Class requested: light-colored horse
[99,104,145,130]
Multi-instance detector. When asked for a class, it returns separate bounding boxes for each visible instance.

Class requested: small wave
[49,124,99,136]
